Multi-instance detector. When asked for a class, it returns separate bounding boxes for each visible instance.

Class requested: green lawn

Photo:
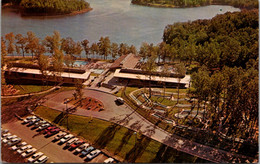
[13,85,52,95]
[34,106,208,163]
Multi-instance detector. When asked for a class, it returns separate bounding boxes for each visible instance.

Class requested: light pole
[133,132,137,145]
[64,98,70,130]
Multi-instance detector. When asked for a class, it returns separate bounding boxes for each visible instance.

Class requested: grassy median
[34,106,209,163]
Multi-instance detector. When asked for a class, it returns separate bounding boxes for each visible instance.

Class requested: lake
[1,0,240,48]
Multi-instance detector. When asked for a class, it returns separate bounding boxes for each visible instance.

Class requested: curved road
[42,89,253,163]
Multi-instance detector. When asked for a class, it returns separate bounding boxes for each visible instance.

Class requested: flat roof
[114,69,190,85]
[8,67,91,80]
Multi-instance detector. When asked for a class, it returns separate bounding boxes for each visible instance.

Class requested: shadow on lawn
[125,134,151,163]
[94,124,121,149]
[114,129,133,155]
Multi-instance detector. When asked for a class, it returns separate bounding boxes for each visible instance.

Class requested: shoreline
[20,8,93,18]
[131,1,256,10]
[2,4,93,18]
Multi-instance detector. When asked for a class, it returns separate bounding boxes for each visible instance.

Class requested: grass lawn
[34,106,208,163]
[13,85,52,95]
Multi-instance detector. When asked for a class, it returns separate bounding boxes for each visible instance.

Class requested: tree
[128,45,137,55]
[5,32,15,56]
[25,31,39,58]
[43,31,61,55]
[141,52,157,98]
[15,34,27,57]
[75,79,84,106]
[1,37,8,88]
[118,43,128,57]
[97,36,111,60]
[37,54,50,86]
[81,39,90,58]
[61,37,82,59]
[52,49,64,84]
[90,42,99,58]
[111,42,119,60]
[175,63,186,104]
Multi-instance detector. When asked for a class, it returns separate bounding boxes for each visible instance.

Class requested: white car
[75,143,89,153]
[7,137,21,146]
[22,116,37,124]
[21,148,37,157]
[38,123,51,131]
[2,132,11,138]
[11,141,27,151]
[104,157,115,163]
[54,132,67,141]
[86,149,101,160]
[27,152,44,163]
[59,134,74,144]
[34,155,48,163]
[17,145,32,154]
[66,138,78,147]
[7,135,17,140]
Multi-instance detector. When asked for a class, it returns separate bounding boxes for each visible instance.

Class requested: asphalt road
[2,120,107,163]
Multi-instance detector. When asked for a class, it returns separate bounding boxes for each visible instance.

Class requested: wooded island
[2,0,92,16]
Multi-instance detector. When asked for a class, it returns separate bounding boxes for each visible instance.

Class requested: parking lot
[2,116,110,163]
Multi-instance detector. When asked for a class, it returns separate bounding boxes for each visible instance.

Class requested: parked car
[17,145,32,154]
[34,155,48,163]
[27,152,44,163]
[22,116,37,124]
[66,138,78,147]
[27,118,41,127]
[7,137,21,146]
[1,129,9,134]
[33,121,47,129]
[3,135,17,144]
[75,143,89,154]
[2,132,11,138]
[46,127,60,137]
[6,135,17,140]
[70,139,84,149]
[21,148,37,158]
[115,97,124,105]
[86,149,101,160]
[37,123,51,131]
[104,157,115,163]
[81,146,95,157]
[59,134,74,144]
[53,132,67,141]
[43,126,56,134]
[11,141,27,151]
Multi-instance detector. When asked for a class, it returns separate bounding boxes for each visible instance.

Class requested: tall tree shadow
[125,135,151,163]
[114,129,133,155]
[94,124,121,149]
[53,112,66,124]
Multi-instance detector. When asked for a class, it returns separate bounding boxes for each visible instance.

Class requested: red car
[44,126,55,134]
[46,128,60,137]
[70,139,84,149]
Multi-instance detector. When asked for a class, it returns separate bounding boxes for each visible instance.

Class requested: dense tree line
[132,0,258,9]
[1,31,137,64]
[3,0,90,15]
[163,9,258,69]
[20,0,90,14]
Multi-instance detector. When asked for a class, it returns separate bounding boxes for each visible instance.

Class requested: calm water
[1,0,240,48]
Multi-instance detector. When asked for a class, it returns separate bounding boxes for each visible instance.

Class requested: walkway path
[42,89,254,163]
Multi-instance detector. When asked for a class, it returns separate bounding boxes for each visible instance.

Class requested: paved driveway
[42,89,252,163]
